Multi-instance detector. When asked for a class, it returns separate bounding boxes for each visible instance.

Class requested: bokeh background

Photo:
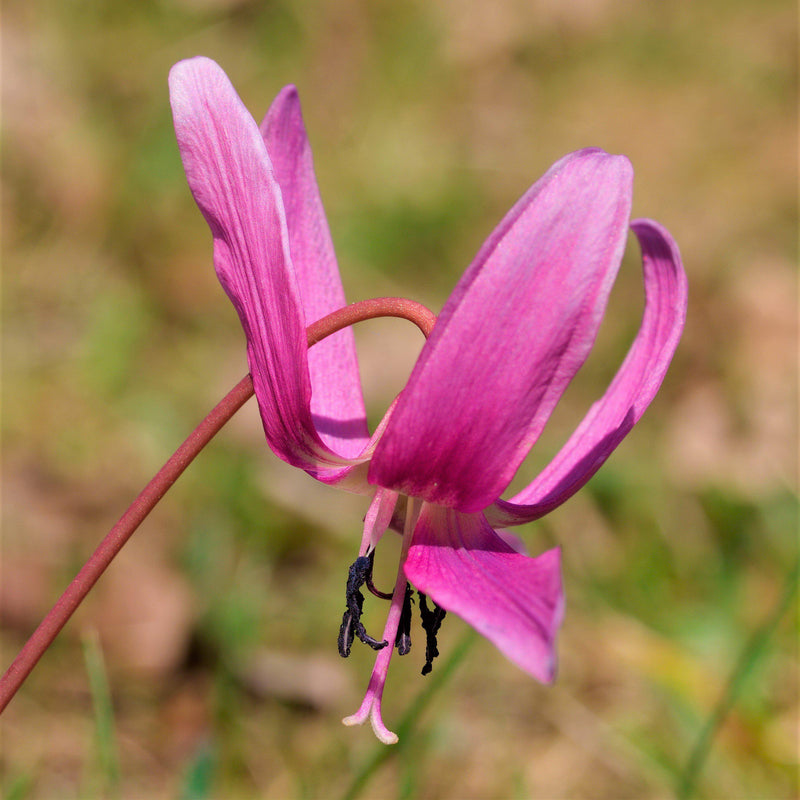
[2,1,797,798]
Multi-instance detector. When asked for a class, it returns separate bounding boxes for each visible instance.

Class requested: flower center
[337,540,447,675]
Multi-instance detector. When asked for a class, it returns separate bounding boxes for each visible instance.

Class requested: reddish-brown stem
[0,297,436,713]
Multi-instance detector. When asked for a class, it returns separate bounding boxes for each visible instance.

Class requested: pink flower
[169,57,687,744]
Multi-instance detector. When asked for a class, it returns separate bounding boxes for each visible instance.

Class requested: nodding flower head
[169,56,687,744]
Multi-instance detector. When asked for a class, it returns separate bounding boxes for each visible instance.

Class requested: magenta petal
[486,218,688,527]
[370,150,633,512]
[169,58,356,476]
[404,504,564,684]
[261,88,369,458]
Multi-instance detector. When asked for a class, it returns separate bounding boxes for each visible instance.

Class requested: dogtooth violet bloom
[169,56,687,744]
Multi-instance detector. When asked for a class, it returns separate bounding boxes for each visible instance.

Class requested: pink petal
[370,150,633,512]
[403,504,564,684]
[260,88,369,458]
[169,58,361,478]
[486,218,688,527]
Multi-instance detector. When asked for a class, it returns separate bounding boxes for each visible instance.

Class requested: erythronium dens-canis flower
[169,56,688,744]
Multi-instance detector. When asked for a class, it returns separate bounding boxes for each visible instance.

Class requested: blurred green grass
[2,1,797,798]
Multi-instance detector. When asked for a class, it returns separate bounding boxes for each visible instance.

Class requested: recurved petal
[486,218,688,527]
[403,504,564,684]
[261,88,369,458]
[370,150,633,512]
[169,57,355,475]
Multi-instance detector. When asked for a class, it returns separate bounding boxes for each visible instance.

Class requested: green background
[2,1,797,798]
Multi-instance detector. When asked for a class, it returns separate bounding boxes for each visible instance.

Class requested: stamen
[394,584,414,656]
[418,592,447,675]
[338,556,389,657]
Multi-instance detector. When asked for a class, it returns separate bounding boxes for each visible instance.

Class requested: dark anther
[418,592,447,675]
[364,550,393,600]
[338,556,389,658]
[395,584,414,656]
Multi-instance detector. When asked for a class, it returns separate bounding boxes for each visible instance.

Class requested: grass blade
[677,554,799,799]
[82,629,121,798]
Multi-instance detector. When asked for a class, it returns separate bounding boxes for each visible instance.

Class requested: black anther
[338,556,388,658]
[418,592,447,675]
[395,584,414,656]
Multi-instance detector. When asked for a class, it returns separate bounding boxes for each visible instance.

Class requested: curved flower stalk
[169,57,688,744]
